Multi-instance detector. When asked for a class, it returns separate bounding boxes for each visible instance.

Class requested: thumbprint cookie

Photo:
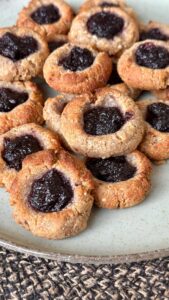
[138,99,169,161]
[0,123,60,191]
[0,81,44,134]
[139,21,169,42]
[118,40,169,90]
[17,0,74,38]
[43,43,112,94]
[60,87,145,158]
[85,150,152,209]
[10,150,94,239]
[69,6,139,56]
[0,27,49,81]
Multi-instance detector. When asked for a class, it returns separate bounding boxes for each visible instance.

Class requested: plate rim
[0,236,169,264]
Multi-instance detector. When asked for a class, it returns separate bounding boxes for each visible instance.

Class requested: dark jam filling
[31,4,60,25]
[100,2,119,7]
[135,42,169,69]
[84,106,125,136]
[86,156,136,183]
[28,169,73,213]
[108,64,123,85]
[146,102,169,132]
[48,40,66,53]
[58,46,94,72]
[87,12,124,39]
[2,135,43,171]
[0,32,38,62]
[140,28,169,41]
[0,88,28,113]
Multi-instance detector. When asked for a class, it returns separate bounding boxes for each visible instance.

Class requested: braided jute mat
[0,247,168,299]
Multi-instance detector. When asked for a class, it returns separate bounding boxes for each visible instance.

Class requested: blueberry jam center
[0,33,38,62]
[31,4,60,25]
[2,135,43,171]
[0,88,28,113]
[58,46,94,72]
[140,28,169,41]
[135,42,169,69]
[100,2,119,7]
[48,40,66,53]
[87,12,124,39]
[28,169,73,213]
[84,106,125,135]
[146,102,169,132]
[86,156,136,182]
[108,64,123,85]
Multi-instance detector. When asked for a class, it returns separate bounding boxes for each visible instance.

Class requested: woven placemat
[0,247,168,299]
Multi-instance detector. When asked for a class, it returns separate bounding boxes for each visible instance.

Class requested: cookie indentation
[87,12,124,39]
[2,135,43,171]
[31,4,60,25]
[0,32,38,62]
[140,28,169,41]
[84,106,125,135]
[135,42,169,69]
[0,88,28,113]
[0,33,38,62]
[48,40,66,53]
[28,169,73,212]
[86,156,136,182]
[146,102,169,132]
[58,46,94,71]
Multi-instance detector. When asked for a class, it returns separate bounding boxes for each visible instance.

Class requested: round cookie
[79,0,136,20]
[0,81,44,134]
[0,27,49,81]
[138,99,169,161]
[68,6,139,56]
[85,150,152,209]
[10,150,94,239]
[47,34,68,53]
[118,40,169,90]
[17,0,74,38]
[43,43,112,94]
[0,123,61,191]
[43,94,74,148]
[108,64,141,100]
[60,87,145,158]
[140,21,169,41]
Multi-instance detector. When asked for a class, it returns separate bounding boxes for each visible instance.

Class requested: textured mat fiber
[0,247,168,299]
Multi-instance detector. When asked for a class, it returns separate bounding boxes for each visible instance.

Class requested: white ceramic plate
[0,0,169,265]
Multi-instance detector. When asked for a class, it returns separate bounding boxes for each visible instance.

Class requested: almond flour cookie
[108,64,141,99]
[0,123,60,191]
[85,150,152,209]
[140,21,169,41]
[10,150,94,239]
[47,34,68,53]
[0,27,49,81]
[69,6,139,57]
[79,0,136,20]
[138,99,169,161]
[60,87,145,158]
[0,81,44,134]
[17,0,74,38]
[118,40,169,90]
[43,43,112,94]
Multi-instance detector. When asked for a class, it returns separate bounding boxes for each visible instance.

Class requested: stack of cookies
[0,0,168,240]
